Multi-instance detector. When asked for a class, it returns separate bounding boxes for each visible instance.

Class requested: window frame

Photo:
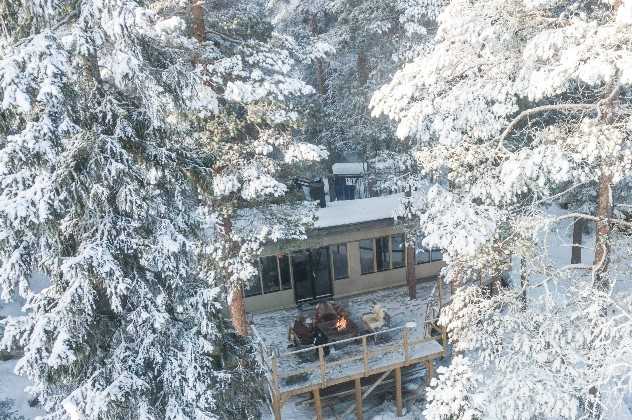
[391,233,406,269]
[246,254,294,297]
[359,233,409,275]
[330,243,350,280]
[359,238,377,275]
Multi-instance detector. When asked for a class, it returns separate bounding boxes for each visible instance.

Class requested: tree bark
[593,171,614,293]
[571,217,584,264]
[406,243,416,299]
[191,0,205,42]
[519,256,528,311]
[229,284,249,336]
[223,215,250,336]
[308,14,327,96]
[357,48,369,86]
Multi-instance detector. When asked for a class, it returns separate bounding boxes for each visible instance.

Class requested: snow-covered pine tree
[272,0,445,176]
[0,1,271,418]
[372,0,632,417]
[187,0,327,336]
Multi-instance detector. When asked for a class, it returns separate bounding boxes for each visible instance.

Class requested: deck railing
[252,319,447,396]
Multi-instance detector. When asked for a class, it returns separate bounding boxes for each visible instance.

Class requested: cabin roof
[315,193,403,229]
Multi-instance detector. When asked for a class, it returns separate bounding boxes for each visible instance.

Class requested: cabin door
[292,247,333,304]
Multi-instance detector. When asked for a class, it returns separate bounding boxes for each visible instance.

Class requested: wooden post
[318,346,326,385]
[425,360,434,385]
[441,326,447,357]
[355,378,363,420]
[271,353,281,420]
[395,367,403,417]
[362,336,368,375]
[403,327,409,362]
[313,388,322,420]
[437,274,443,310]
[272,394,282,420]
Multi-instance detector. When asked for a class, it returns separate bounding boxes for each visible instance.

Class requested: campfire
[335,314,349,332]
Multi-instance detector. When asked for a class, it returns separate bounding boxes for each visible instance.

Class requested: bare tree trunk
[222,215,250,336]
[228,284,249,336]
[519,256,528,311]
[406,243,416,300]
[309,14,327,96]
[571,217,584,264]
[593,171,614,293]
[357,49,369,86]
[191,0,205,42]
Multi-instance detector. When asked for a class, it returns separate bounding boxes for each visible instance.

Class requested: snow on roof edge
[314,193,403,229]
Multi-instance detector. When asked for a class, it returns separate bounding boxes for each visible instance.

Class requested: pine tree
[0,1,291,418]
[372,0,632,417]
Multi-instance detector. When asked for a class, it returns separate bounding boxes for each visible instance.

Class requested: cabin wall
[245,221,445,314]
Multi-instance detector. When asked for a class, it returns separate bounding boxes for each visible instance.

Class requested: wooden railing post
[271,353,282,420]
[403,327,409,362]
[362,336,368,376]
[441,326,447,357]
[318,346,326,385]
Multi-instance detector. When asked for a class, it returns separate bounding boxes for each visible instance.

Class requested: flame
[336,315,348,331]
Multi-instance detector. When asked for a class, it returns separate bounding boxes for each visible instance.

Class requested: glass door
[291,247,333,303]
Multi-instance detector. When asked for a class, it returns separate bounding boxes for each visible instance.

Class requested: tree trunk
[406,243,416,300]
[308,14,327,96]
[222,215,250,336]
[191,0,205,42]
[519,256,528,311]
[571,217,584,264]
[593,171,613,293]
[229,285,249,336]
[357,49,369,86]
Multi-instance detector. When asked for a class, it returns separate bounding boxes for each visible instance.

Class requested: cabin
[244,194,445,314]
[330,162,369,201]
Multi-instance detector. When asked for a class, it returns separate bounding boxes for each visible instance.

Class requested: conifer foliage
[0,1,281,418]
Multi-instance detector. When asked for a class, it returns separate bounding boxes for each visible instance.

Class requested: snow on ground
[0,272,49,419]
[252,280,442,354]
[0,359,44,419]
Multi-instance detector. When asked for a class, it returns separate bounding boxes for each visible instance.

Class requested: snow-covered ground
[0,273,49,419]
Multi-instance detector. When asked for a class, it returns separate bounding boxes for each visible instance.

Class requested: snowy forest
[1,0,632,419]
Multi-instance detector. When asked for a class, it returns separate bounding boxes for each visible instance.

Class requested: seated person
[291,315,314,345]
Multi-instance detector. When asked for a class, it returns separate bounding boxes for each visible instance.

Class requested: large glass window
[431,248,443,262]
[261,256,280,294]
[244,276,262,297]
[391,234,405,268]
[376,236,390,271]
[331,244,349,280]
[359,239,375,274]
[279,254,292,290]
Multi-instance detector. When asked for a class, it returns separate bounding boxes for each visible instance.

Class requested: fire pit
[315,302,358,341]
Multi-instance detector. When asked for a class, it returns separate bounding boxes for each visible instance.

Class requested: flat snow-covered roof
[332,162,367,175]
[315,194,403,229]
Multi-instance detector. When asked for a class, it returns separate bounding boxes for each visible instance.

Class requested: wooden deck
[253,319,447,420]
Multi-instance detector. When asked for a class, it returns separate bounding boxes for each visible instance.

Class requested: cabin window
[391,234,405,268]
[415,234,443,264]
[244,275,262,297]
[331,244,349,280]
[279,254,292,290]
[415,246,431,264]
[359,239,375,274]
[261,256,281,294]
[376,236,391,272]
[246,254,293,297]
